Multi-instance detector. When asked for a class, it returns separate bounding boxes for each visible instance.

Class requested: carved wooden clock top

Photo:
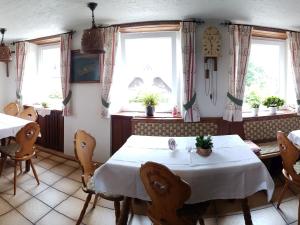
[202,26,221,57]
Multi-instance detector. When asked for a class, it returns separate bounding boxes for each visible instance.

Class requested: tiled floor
[0,149,298,225]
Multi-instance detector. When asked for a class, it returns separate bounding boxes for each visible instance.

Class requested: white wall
[0,21,231,163]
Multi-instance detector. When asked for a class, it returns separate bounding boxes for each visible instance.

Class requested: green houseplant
[262,96,285,115]
[246,92,261,116]
[140,93,159,116]
[195,135,213,156]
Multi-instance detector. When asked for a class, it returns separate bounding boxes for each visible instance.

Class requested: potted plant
[41,102,49,108]
[195,135,213,156]
[246,92,261,116]
[262,96,285,115]
[141,93,159,117]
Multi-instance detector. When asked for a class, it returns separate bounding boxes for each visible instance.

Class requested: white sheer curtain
[288,31,300,114]
[223,25,252,122]
[180,22,200,122]
[60,33,72,116]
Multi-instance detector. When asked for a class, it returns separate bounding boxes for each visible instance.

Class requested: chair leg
[29,159,39,185]
[277,180,289,208]
[14,160,17,195]
[0,155,7,176]
[114,200,121,224]
[92,193,100,208]
[76,193,93,225]
[199,218,205,225]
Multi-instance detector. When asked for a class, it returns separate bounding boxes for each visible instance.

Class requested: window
[118,31,179,112]
[22,43,62,109]
[243,37,296,112]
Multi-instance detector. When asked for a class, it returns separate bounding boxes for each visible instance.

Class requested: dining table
[0,112,32,170]
[93,134,275,225]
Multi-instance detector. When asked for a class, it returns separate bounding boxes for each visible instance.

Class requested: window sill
[113,111,183,120]
[242,109,297,120]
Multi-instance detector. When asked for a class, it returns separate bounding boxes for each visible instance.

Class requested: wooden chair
[19,106,38,121]
[0,122,40,195]
[140,161,208,225]
[276,131,300,212]
[3,102,19,116]
[74,130,123,225]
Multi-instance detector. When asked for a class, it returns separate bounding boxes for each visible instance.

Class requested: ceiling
[1,0,300,42]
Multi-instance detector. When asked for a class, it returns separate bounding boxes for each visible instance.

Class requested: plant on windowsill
[262,96,285,115]
[195,135,213,157]
[41,102,49,108]
[246,92,261,116]
[140,93,159,117]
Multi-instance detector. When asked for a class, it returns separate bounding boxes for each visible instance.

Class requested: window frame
[243,36,290,113]
[120,31,179,112]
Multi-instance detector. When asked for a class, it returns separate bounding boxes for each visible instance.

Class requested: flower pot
[252,108,259,116]
[270,106,277,115]
[146,105,155,117]
[196,147,212,157]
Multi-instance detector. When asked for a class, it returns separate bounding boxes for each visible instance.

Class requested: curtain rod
[97,19,205,28]
[11,30,76,45]
[220,20,299,33]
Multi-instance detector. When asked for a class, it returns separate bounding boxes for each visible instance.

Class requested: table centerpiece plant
[195,135,213,156]
[140,93,159,117]
[262,96,284,115]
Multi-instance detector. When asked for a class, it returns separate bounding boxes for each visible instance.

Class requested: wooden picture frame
[70,50,101,83]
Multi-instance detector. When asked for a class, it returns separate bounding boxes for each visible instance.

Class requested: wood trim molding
[119,21,180,33]
[252,28,287,40]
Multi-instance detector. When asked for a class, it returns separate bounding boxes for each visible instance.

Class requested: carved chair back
[140,161,191,225]
[15,122,40,158]
[3,102,19,116]
[277,131,300,184]
[74,130,96,187]
[19,106,38,121]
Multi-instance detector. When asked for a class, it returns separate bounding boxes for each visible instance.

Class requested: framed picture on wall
[70,50,101,83]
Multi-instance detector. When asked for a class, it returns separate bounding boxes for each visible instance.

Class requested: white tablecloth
[94,135,274,204]
[288,130,300,146]
[0,113,31,139]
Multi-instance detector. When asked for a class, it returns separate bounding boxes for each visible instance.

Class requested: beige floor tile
[0,176,13,193]
[55,196,92,220]
[50,164,75,176]
[19,179,49,196]
[129,214,152,225]
[37,158,59,169]
[1,187,32,207]
[17,198,51,223]
[290,222,298,225]
[36,210,76,225]
[68,169,82,182]
[31,154,45,163]
[39,170,62,185]
[83,205,115,225]
[201,218,218,225]
[28,164,47,175]
[64,160,80,168]
[53,177,81,195]
[0,209,32,225]
[72,188,88,201]
[36,151,52,158]
[251,206,287,225]
[0,196,13,215]
[277,197,299,223]
[36,187,68,207]
[49,155,67,163]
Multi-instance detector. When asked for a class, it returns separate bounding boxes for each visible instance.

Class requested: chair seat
[83,176,123,201]
[257,141,280,159]
[0,143,20,157]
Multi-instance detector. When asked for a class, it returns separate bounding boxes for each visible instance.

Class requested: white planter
[270,106,277,115]
[252,108,259,116]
